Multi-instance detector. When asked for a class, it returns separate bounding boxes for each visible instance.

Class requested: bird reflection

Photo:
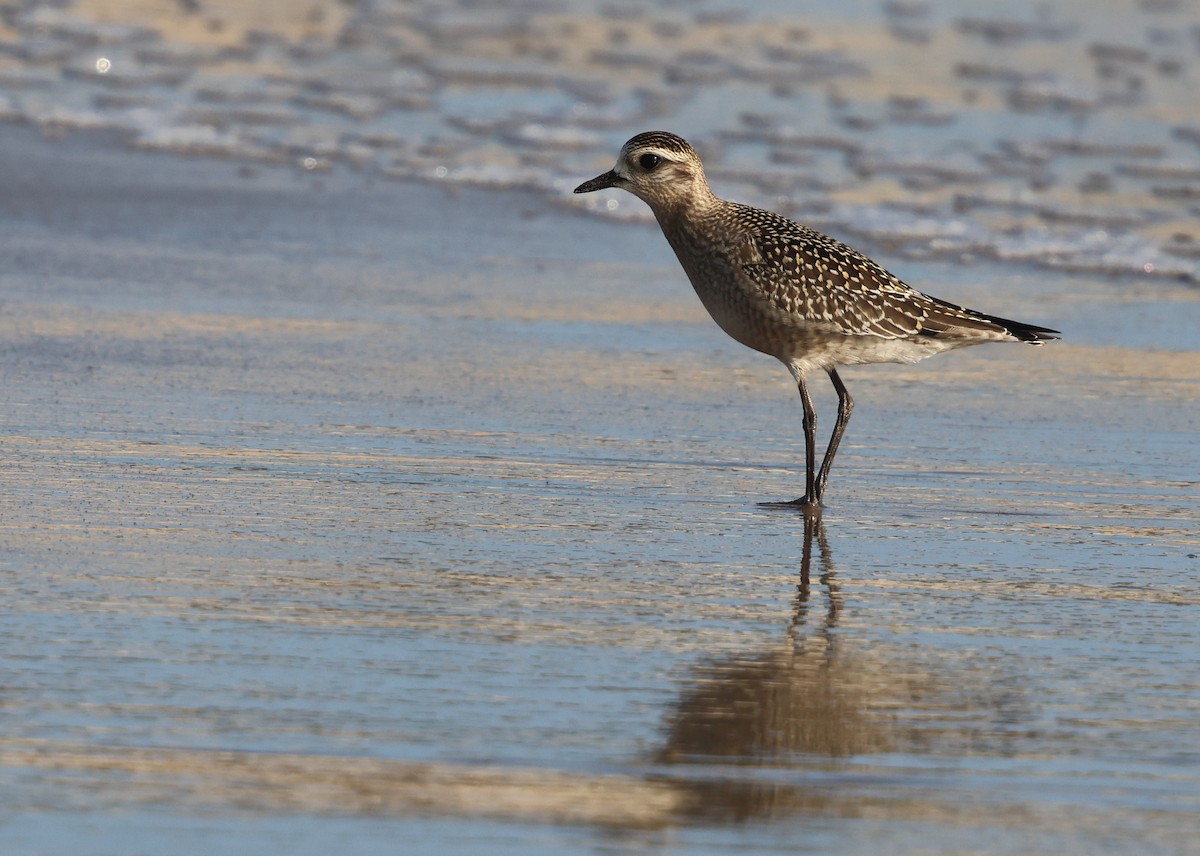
[655,513,901,822]
[649,515,1034,825]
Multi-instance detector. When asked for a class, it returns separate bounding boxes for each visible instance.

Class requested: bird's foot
[758,495,823,514]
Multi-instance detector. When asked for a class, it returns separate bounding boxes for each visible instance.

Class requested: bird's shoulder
[721,203,907,293]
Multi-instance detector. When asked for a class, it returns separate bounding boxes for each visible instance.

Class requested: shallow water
[1,1,1199,854]
[6,0,1200,281]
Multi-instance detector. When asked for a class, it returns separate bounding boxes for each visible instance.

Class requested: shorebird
[575,131,1059,509]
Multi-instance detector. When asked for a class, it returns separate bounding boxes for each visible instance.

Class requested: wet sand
[1,118,1198,855]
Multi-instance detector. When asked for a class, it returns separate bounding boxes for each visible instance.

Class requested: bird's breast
[661,225,814,358]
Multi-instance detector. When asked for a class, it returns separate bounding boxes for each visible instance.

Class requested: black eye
[638,153,661,170]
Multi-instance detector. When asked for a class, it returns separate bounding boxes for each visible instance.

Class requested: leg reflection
[789,510,840,648]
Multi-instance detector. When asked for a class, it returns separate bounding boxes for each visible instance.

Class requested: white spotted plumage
[575,131,1059,508]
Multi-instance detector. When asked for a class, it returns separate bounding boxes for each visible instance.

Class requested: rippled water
[7,0,1200,279]
[1,1,1199,854]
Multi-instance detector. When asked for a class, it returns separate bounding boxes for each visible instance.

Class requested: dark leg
[796,375,818,506]
[814,368,854,502]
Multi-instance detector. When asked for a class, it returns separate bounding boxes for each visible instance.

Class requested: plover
[575,131,1059,509]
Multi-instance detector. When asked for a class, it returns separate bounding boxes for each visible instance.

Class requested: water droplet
[96,57,111,74]
[605,198,619,211]
[1143,262,1155,273]
[303,156,319,170]
[434,165,448,178]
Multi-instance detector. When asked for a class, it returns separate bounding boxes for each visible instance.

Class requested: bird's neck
[648,181,721,233]
[651,184,727,252]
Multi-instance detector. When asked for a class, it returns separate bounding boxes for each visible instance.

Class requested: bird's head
[574,131,712,212]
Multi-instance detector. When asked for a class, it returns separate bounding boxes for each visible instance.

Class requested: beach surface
[2,1,1200,853]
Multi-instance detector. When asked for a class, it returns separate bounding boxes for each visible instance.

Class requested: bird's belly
[691,279,951,371]
[686,277,829,356]
[798,335,949,368]
[683,268,797,353]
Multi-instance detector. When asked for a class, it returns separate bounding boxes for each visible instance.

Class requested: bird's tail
[924,296,1061,344]
[977,313,1061,344]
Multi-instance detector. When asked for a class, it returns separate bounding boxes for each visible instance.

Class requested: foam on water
[3,0,1199,283]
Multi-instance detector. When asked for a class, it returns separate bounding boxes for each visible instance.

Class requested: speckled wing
[730,217,931,339]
